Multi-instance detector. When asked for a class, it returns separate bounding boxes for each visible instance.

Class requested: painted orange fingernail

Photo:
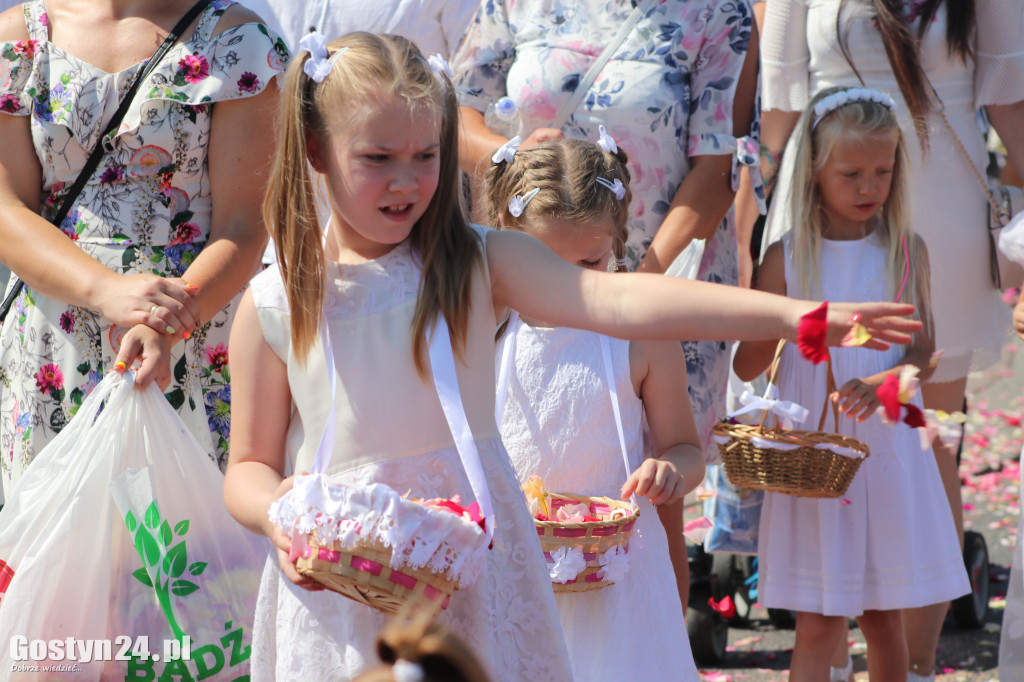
[185,283,198,289]
[114,361,126,371]
[183,331,191,340]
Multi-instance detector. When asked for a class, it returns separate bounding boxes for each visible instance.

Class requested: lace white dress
[498,321,698,681]
[757,233,969,616]
[761,0,1024,380]
[246,235,572,681]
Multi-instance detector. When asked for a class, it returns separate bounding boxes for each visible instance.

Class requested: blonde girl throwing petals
[223,35,922,681]
[734,87,969,682]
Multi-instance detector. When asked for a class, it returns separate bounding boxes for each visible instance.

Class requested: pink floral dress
[0,0,288,493]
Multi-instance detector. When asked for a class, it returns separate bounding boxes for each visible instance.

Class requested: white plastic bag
[0,371,266,681]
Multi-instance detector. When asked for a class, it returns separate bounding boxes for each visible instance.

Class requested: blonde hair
[787,86,930,328]
[264,32,481,372]
[353,612,491,682]
[482,138,632,269]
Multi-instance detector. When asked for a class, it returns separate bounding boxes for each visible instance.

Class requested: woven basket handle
[761,339,841,432]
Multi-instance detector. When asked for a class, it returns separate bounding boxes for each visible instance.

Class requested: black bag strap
[0,0,212,323]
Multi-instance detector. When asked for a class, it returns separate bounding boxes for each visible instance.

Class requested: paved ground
[694,334,1024,681]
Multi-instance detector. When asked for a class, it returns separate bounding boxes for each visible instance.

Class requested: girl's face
[522,216,615,271]
[312,95,441,261]
[814,129,899,238]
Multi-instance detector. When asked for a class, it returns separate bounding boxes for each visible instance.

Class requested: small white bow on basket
[728,383,810,430]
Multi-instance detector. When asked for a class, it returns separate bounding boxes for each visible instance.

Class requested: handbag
[928,82,1024,289]
[548,0,657,131]
[0,0,212,324]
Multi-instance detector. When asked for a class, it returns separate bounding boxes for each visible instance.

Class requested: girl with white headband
[483,134,704,680]
[734,86,968,681]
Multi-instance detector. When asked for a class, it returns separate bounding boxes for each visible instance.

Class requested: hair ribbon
[492,135,522,164]
[299,31,348,83]
[392,659,426,682]
[812,88,896,130]
[596,124,618,154]
[427,53,453,84]
[508,187,541,217]
[595,177,625,200]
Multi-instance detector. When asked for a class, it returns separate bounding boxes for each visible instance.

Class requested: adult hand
[96,274,199,338]
[521,127,563,149]
[112,324,178,390]
[1014,295,1024,341]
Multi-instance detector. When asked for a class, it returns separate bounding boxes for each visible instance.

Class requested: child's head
[483,137,632,272]
[353,613,491,682]
[788,86,925,314]
[266,32,479,368]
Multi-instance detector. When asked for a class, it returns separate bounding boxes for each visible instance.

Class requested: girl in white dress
[483,137,705,680]
[734,87,969,682]
[221,33,925,681]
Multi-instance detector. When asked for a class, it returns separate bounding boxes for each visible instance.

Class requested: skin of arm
[733,236,936,421]
[635,20,759,275]
[222,290,322,590]
[485,228,922,350]
[626,339,705,613]
[113,7,278,388]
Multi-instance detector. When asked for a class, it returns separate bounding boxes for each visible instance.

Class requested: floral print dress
[453,0,763,456]
[0,0,288,494]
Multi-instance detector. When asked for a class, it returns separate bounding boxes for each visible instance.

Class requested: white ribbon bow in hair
[596,124,618,154]
[427,53,452,83]
[728,382,810,430]
[393,660,426,682]
[595,177,625,200]
[508,187,541,217]
[299,32,347,83]
[492,135,522,164]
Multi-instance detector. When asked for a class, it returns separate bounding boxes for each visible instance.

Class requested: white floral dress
[453,0,764,454]
[0,0,288,493]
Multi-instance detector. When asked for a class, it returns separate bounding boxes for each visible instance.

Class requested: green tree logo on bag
[125,501,205,645]
[123,502,251,681]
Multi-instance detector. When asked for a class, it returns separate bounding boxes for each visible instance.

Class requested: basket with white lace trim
[532,492,638,594]
[712,340,870,499]
[269,477,489,616]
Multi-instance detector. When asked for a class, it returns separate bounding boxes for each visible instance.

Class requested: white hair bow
[595,177,625,200]
[596,124,618,154]
[299,32,347,83]
[392,660,426,682]
[508,187,541,217]
[427,53,452,83]
[491,135,522,164]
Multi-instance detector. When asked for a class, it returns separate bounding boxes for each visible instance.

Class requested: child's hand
[267,473,325,591]
[831,378,879,422]
[1013,297,1024,341]
[621,459,685,506]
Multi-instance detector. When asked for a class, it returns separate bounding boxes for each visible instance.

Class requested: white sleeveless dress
[498,322,698,681]
[757,233,969,616]
[245,236,572,681]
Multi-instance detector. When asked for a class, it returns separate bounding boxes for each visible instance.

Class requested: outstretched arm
[486,228,921,350]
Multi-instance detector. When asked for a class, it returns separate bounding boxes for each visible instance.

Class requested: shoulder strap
[549,0,656,131]
[0,0,212,324]
[599,335,638,508]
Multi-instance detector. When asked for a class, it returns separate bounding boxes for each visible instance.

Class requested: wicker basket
[713,341,870,498]
[296,535,460,617]
[535,493,639,593]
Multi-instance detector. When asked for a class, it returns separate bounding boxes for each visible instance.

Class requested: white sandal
[907,673,935,682]
[830,659,853,682]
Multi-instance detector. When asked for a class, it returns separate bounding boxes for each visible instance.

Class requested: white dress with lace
[246,235,573,681]
[498,322,698,681]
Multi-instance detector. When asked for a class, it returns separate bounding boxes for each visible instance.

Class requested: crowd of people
[0,0,1022,680]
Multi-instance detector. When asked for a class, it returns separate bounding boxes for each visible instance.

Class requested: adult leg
[858,609,909,682]
[904,375,969,675]
[791,612,848,682]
